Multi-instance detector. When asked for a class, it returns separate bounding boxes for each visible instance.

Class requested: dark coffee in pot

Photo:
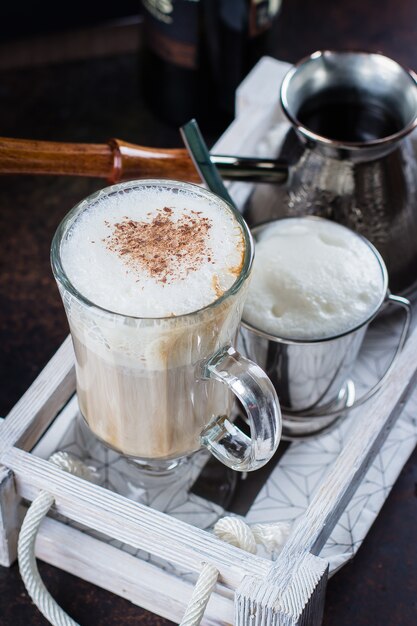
[297,89,403,143]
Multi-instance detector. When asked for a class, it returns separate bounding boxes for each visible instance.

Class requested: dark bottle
[141,0,281,132]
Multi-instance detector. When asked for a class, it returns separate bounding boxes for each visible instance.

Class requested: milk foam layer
[243,218,384,340]
[61,185,245,318]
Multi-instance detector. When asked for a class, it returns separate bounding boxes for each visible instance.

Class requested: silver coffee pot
[242,50,417,296]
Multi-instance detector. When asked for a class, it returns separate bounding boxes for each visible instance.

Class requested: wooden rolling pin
[0,136,288,184]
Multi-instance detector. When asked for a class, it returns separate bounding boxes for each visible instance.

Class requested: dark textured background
[1,0,417,624]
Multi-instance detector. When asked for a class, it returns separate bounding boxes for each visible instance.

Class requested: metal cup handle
[351,293,412,407]
[298,293,412,419]
[199,345,282,472]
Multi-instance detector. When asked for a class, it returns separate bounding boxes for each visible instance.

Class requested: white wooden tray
[1,58,417,625]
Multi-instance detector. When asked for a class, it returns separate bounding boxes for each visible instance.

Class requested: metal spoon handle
[212,155,288,183]
[180,119,236,206]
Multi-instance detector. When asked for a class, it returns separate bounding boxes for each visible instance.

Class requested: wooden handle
[109,139,199,183]
[0,137,200,183]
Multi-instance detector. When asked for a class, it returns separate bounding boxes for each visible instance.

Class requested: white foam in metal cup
[239,216,410,439]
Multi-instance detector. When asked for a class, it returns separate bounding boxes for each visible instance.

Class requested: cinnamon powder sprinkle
[106,207,212,284]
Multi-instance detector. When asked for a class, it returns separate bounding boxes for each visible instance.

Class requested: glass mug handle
[200,345,282,471]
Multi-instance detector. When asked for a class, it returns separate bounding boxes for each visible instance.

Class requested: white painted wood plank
[236,326,417,624]
[35,517,234,625]
[0,466,20,566]
[0,336,75,453]
[237,553,328,626]
[5,448,271,588]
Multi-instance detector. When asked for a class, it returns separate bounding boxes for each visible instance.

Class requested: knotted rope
[214,516,291,554]
[179,516,291,625]
[18,454,290,626]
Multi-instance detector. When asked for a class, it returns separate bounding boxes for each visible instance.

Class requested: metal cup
[239,218,412,439]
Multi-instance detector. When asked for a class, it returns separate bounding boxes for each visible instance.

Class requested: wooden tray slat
[4,447,271,589]
[35,517,234,624]
[0,336,75,454]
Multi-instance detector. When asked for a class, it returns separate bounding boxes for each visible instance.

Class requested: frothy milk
[55,182,247,459]
[61,185,245,317]
[243,218,384,340]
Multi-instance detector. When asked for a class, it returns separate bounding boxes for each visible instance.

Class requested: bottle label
[142,0,199,69]
[249,0,282,37]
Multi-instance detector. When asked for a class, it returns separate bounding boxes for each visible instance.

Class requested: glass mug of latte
[51,180,281,472]
[239,217,411,439]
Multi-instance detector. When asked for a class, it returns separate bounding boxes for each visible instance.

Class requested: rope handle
[17,452,95,626]
[179,517,291,625]
[17,452,291,626]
